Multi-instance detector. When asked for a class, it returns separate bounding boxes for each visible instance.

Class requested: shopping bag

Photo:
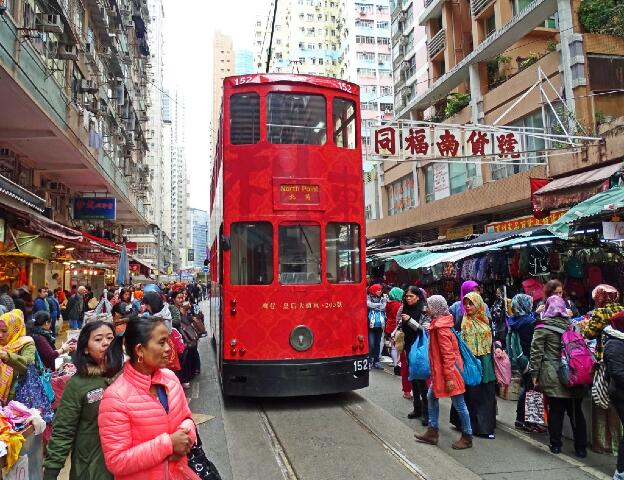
[591,362,610,410]
[408,332,430,380]
[525,389,547,426]
[453,329,482,386]
[494,348,512,386]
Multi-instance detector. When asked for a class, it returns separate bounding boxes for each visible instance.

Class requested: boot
[452,433,473,450]
[414,427,439,445]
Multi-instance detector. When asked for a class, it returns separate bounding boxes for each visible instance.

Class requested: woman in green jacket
[43,320,119,480]
[529,295,587,457]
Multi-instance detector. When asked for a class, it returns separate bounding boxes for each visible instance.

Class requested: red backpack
[542,324,595,388]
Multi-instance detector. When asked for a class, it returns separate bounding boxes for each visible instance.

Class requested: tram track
[256,393,428,480]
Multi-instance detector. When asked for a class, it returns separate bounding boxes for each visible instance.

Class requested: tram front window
[267,93,327,145]
[230,222,273,285]
[278,225,321,284]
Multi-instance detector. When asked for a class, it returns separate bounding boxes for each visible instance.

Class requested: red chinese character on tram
[404,128,429,156]
[436,129,460,157]
[466,130,490,156]
[496,133,520,158]
[374,127,396,155]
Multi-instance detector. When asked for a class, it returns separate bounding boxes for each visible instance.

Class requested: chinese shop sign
[73,197,116,220]
[485,210,567,232]
[371,125,520,160]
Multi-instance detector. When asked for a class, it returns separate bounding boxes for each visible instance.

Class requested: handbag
[408,332,430,380]
[452,329,483,386]
[493,348,512,386]
[188,427,222,480]
[191,315,207,336]
[525,389,547,426]
[15,352,55,423]
[591,362,610,410]
[180,318,199,349]
[394,329,405,354]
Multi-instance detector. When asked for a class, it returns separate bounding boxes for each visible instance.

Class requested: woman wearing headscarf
[385,287,404,376]
[399,286,429,425]
[529,295,587,456]
[0,309,36,403]
[508,294,544,433]
[583,284,624,454]
[415,295,472,450]
[449,281,492,330]
[604,311,624,480]
[367,284,386,370]
[449,291,496,438]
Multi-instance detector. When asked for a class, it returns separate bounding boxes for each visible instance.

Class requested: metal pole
[265,0,279,73]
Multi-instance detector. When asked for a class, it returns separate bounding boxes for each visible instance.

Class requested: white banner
[602,222,624,240]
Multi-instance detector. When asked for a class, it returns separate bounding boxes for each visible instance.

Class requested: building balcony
[419,0,447,26]
[427,29,446,59]
[471,0,496,17]
[400,0,558,117]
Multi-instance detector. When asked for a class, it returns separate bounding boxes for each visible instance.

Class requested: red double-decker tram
[208,74,369,397]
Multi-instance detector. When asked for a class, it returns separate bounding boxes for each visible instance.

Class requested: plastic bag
[494,348,512,385]
[525,390,546,426]
[408,332,430,380]
[453,329,483,386]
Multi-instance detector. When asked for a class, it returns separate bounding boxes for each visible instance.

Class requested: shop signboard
[433,163,450,200]
[445,224,474,240]
[602,222,624,240]
[84,251,119,264]
[73,197,116,220]
[485,210,567,232]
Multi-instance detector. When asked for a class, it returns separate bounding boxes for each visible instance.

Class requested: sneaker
[373,362,384,369]
[407,410,420,419]
[393,365,401,376]
[402,392,413,400]
[575,448,587,458]
[549,445,561,454]
[182,382,191,389]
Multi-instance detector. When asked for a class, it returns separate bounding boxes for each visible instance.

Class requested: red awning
[81,232,122,252]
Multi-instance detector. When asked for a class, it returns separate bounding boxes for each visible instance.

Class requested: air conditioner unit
[57,44,79,61]
[36,14,63,34]
[79,79,98,93]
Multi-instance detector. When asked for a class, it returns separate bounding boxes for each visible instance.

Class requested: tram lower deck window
[278,225,321,284]
[267,93,327,145]
[326,223,361,283]
[230,222,273,285]
[230,93,260,145]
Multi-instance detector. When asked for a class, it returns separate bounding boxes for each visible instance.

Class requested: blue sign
[73,197,116,220]
[202,266,209,273]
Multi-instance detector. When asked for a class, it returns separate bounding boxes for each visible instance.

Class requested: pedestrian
[529,295,587,456]
[43,321,118,480]
[582,284,624,454]
[0,309,36,403]
[66,286,86,330]
[169,286,199,386]
[141,292,180,372]
[449,280,492,329]
[385,287,403,375]
[451,291,497,438]
[32,287,50,315]
[118,289,136,317]
[414,295,472,449]
[490,288,508,347]
[0,285,15,312]
[98,316,199,479]
[400,286,429,425]
[604,310,624,480]
[508,294,545,433]
[47,289,61,335]
[31,311,73,370]
[367,284,386,369]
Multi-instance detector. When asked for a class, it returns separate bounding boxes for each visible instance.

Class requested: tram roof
[224,73,359,95]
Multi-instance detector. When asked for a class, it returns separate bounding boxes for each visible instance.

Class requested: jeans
[69,319,80,329]
[428,386,472,435]
[547,397,587,449]
[368,327,383,365]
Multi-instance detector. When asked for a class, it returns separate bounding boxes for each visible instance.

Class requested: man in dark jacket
[33,287,50,315]
[604,311,624,480]
[66,286,85,329]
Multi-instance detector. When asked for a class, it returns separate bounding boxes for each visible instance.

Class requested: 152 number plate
[353,359,369,372]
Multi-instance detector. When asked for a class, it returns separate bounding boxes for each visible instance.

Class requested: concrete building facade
[366,0,624,244]
[212,32,235,151]
[190,208,209,269]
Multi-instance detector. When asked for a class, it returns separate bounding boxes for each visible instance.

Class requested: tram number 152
[353,359,369,372]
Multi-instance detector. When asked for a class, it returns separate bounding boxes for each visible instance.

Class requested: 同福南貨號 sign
[73,197,116,220]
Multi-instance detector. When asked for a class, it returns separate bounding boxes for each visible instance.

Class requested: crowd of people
[368,278,624,479]
[0,280,209,479]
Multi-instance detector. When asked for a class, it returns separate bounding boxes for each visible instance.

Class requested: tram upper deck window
[332,98,357,149]
[326,223,361,283]
[230,222,273,285]
[230,93,260,145]
[267,93,327,145]
[278,225,321,284]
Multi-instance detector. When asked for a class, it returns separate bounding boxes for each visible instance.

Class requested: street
[192,302,616,480]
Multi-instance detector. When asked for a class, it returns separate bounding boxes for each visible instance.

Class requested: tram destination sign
[279,184,320,205]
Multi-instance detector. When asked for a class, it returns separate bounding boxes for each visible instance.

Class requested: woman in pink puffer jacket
[98,316,199,480]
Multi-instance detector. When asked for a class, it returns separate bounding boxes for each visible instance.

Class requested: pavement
[55,302,621,479]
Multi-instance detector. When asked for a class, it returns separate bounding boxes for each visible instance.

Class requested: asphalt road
[192,302,617,480]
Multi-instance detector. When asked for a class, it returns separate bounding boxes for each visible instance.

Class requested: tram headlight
[290,325,314,352]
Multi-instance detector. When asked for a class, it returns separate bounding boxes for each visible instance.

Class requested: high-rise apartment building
[190,208,209,269]
[254,0,344,77]
[212,32,235,150]
[366,0,624,244]
[169,91,189,266]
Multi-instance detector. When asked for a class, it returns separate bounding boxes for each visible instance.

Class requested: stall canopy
[548,186,624,239]
[390,235,554,270]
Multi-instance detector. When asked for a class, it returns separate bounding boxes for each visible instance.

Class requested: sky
[162,0,267,211]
